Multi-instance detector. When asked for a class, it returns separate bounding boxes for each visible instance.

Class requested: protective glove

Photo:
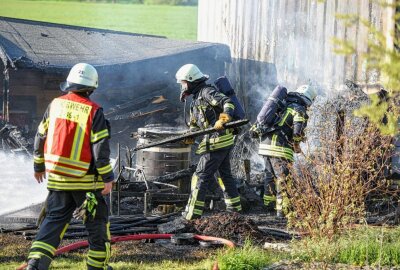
[249,124,262,138]
[214,113,231,130]
[182,137,195,145]
[73,192,98,223]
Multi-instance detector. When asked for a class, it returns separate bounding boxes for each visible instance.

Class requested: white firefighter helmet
[175,64,208,83]
[60,63,98,92]
[295,84,317,104]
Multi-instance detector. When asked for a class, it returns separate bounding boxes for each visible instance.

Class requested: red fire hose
[57,233,235,254]
[17,234,234,269]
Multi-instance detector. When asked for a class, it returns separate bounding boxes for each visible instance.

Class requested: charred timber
[133,119,250,151]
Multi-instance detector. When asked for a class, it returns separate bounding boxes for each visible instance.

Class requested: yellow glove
[214,113,231,130]
[182,137,195,145]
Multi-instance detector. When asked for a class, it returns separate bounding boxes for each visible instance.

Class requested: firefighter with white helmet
[175,64,242,220]
[24,63,114,270]
[254,84,317,217]
[60,62,99,92]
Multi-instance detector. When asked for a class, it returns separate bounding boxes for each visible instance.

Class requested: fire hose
[57,233,235,254]
[17,233,234,270]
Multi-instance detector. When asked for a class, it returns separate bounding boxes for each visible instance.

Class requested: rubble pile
[189,212,264,243]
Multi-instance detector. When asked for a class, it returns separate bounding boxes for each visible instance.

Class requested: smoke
[0,152,47,215]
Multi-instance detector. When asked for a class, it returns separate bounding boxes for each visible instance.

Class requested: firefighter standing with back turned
[250,85,317,217]
[24,63,115,270]
[175,64,242,220]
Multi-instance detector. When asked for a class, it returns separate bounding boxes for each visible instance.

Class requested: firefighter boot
[26,256,51,270]
[263,194,276,214]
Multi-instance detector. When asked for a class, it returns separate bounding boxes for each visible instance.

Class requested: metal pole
[2,68,9,122]
[117,143,121,216]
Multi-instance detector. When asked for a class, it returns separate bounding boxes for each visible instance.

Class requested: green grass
[0,259,216,270]
[291,226,400,267]
[216,241,278,270]
[0,0,197,40]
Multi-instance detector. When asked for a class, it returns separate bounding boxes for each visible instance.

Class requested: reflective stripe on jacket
[258,102,308,161]
[189,83,235,154]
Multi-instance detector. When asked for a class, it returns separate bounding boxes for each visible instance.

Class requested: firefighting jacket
[33,92,114,191]
[258,100,308,162]
[189,82,235,154]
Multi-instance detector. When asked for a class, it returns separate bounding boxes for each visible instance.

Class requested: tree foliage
[333,1,400,136]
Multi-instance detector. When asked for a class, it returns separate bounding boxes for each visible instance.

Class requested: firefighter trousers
[183,147,241,220]
[27,190,111,270]
[263,156,290,213]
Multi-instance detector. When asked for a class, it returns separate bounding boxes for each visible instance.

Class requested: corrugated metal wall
[198,0,395,113]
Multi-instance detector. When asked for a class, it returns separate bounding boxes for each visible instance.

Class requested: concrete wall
[198,0,396,116]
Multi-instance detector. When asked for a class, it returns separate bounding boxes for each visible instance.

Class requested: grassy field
[0,0,197,40]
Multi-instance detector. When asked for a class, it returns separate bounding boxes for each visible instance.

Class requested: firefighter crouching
[25,63,114,270]
[176,64,242,220]
[250,85,317,217]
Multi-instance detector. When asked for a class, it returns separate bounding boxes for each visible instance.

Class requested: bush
[285,97,393,237]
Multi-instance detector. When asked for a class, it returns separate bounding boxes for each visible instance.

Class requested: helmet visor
[60,81,95,92]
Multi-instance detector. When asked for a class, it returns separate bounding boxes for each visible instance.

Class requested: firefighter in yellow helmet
[176,64,242,220]
[25,63,114,270]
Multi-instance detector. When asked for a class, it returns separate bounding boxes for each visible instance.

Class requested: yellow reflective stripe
[234,205,242,211]
[28,251,53,260]
[278,108,297,127]
[60,223,69,240]
[47,173,95,181]
[199,134,233,146]
[45,154,90,169]
[217,177,225,191]
[47,173,104,190]
[191,174,199,190]
[71,124,85,161]
[38,118,49,135]
[106,222,111,240]
[271,134,278,146]
[87,257,104,268]
[294,115,306,122]
[226,196,241,204]
[224,103,235,110]
[105,242,111,265]
[34,156,45,163]
[47,181,105,190]
[97,164,112,175]
[196,138,234,154]
[88,250,107,258]
[259,144,293,155]
[32,241,56,255]
[186,188,199,219]
[195,200,205,207]
[258,146,294,161]
[193,209,203,215]
[46,163,86,177]
[91,129,109,143]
